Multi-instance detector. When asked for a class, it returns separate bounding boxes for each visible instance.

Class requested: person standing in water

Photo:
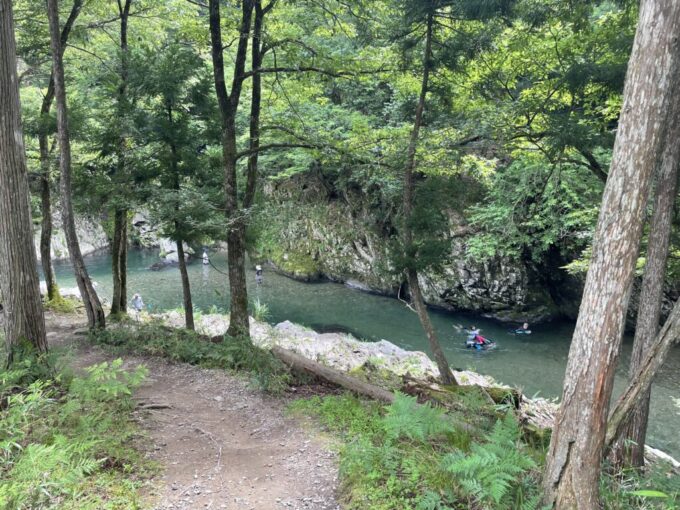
[202,249,209,265]
[255,265,263,285]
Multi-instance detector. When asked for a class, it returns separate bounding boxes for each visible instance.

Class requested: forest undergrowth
[288,393,680,510]
[0,344,152,509]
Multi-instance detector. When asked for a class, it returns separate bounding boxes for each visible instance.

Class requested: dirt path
[46,314,340,510]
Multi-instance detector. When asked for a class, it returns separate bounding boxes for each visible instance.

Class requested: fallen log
[272,346,395,403]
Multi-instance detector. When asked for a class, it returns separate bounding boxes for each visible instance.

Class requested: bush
[0,355,150,509]
[90,322,291,393]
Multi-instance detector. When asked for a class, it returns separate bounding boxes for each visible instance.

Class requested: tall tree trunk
[541,1,680,507]
[110,0,132,316]
[38,0,84,301]
[168,101,194,331]
[401,12,455,386]
[0,0,48,364]
[609,124,680,469]
[175,236,194,330]
[209,0,253,338]
[47,0,105,330]
[39,136,58,300]
[243,0,265,210]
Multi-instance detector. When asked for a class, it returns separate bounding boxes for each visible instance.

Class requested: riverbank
[151,310,680,470]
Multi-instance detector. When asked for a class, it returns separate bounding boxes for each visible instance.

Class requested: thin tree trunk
[167,100,194,331]
[47,0,105,330]
[609,134,680,469]
[110,0,132,317]
[209,0,253,338]
[401,12,455,386]
[0,0,48,364]
[542,1,680,507]
[110,209,128,315]
[39,136,58,300]
[243,1,265,210]
[175,236,194,331]
[606,296,680,452]
[38,0,83,301]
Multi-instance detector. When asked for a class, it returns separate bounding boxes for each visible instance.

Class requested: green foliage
[600,461,680,509]
[90,323,291,393]
[383,394,455,442]
[441,413,540,509]
[289,391,540,510]
[251,298,271,322]
[0,354,150,509]
[466,154,603,261]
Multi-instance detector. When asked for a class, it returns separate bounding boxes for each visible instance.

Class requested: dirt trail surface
[45,313,340,510]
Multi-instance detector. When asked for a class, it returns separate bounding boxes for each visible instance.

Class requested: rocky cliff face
[34,211,109,261]
[252,177,569,323]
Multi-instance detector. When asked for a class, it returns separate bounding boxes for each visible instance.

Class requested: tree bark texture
[609,113,680,468]
[401,12,455,386]
[272,346,396,403]
[47,0,106,330]
[110,209,128,315]
[0,0,48,363]
[110,0,132,316]
[209,0,253,338]
[541,2,680,508]
[38,0,83,302]
[176,237,194,331]
[606,296,680,453]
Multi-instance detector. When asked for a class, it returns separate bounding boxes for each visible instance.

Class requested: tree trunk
[110,0,132,317]
[609,124,680,469]
[272,346,396,403]
[110,209,128,315]
[0,0,48,364]
[39,136,58,300]
[541,1,680,507]
[38,0,83,302]
[176,237,194,331]
[209,0,254,338]
[47,0,105,330]
[606,296,680,453]
[243,1,264,210]
[401,12,455,386]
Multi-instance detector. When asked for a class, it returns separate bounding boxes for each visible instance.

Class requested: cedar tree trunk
[0,0,48,363]
[542,1,680,507]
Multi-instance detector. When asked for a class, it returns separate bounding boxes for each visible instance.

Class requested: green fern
[442,413,538,510]
[384,393,455,442]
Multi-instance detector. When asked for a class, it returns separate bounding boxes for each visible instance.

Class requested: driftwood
[272,346,395,403]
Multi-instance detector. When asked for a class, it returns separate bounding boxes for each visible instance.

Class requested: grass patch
[0,352,152,509]
[43,294,79,314]
[89,322,292,393]
[289,392,680,510]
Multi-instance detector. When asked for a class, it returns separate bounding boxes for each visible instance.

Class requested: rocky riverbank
[153,310,679,469]
[154,311,559,431]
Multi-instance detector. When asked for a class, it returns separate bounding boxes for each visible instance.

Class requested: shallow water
[51,249,680,458]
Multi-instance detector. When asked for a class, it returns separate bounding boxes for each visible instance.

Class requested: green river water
[51,249,680,458]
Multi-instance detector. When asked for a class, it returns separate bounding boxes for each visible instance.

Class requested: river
[51,249,680,458]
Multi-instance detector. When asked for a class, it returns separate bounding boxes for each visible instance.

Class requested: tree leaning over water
[541,0,680,507]
[47,0,106,330]
[0,0,48,364]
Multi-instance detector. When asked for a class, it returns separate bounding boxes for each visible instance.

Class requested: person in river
[255,265,263,285]
[466,326,480,348]
[131,293,144,321]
